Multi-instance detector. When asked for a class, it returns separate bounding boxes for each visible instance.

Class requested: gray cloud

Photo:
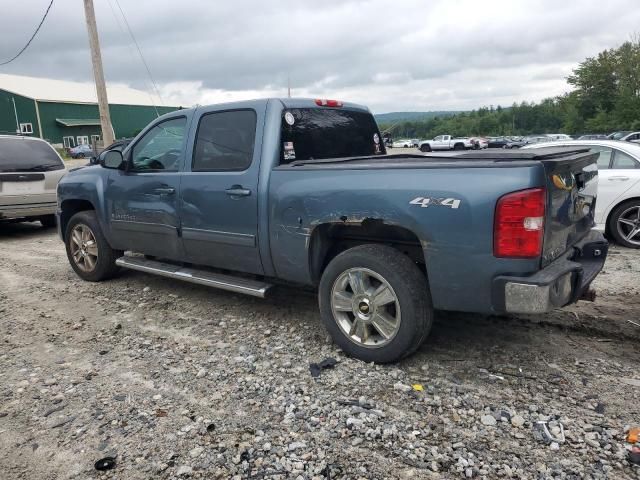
[0,0,638,112]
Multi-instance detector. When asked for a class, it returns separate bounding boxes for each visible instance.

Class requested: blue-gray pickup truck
[57,98,608,363]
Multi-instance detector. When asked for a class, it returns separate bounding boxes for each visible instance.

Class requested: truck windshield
[280,108,385,163]
[0,138,64,172]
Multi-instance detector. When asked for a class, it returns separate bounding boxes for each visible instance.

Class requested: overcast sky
[0,0,638,113]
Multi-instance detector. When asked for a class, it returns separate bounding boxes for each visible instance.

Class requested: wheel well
[604,196,640,235]
[60,199,95,240]
[309,219,426,284]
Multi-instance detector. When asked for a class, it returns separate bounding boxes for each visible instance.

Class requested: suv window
[280,108,384,164]
[192,110,257,171]
[612,150,639,169]
[131,117,186,172]
[0,138,64,172]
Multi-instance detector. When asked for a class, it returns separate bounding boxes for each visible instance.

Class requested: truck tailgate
[538,149,599,266]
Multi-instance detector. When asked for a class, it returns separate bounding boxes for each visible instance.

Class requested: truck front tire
[64,210,122,281]
[318,244,433,363]
[420,144,431,152]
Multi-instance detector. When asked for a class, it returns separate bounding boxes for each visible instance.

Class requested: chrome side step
[115,256,273,298]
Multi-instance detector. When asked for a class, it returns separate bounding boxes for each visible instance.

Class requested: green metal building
[0,74,178,147]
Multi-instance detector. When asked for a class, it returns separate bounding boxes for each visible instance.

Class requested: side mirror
[101,150,125,169]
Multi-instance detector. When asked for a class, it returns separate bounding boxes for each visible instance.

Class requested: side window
[434,136,443,142]
[612,150,639,169]
[591,147,612,169]
[192,110,256,172]
[131,117,186,172]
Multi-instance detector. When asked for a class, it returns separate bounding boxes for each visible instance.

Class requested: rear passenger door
[596,147,640,223]
[180,103,265,274]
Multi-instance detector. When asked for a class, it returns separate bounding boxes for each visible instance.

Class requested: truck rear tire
[64,210,122,281]
[318,244,433,363]
[453,143,465,150]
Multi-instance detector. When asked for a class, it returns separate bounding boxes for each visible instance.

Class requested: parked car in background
[503,136,548,149]
[487,137,511,148]
[56,98,608,363]
[545,134,572,141]
[0,135,67,227]
[469,137,488,149]
[390,139,413,148]
[620,131,640,144]
[578,134,608,140]
[69,144,95,159]
[418,135,473,152]
[523,140,640,248]
[410,138,420,148]
[89,138,132,165]
[607,131,632,140]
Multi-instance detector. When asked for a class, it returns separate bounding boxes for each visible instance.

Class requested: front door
[180,105,264,274]
[105,116,188,259]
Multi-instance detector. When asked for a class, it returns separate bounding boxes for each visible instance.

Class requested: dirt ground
[1,220,640,479]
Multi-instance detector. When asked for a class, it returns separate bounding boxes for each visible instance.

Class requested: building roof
[0,73,172,107]
[56,118,101,127]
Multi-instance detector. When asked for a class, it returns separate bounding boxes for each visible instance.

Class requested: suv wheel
[318,244,433,363]
[39,214,57,228]
[608,200,640,248]
[65,210,122,281]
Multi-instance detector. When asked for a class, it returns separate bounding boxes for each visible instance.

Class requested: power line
[112,0,165,107]
[105,0,160,117]
[0,0,55,66]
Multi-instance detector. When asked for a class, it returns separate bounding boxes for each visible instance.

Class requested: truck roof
[170,98,371,117]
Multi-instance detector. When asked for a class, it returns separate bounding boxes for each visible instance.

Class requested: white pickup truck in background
[419,135,473,152]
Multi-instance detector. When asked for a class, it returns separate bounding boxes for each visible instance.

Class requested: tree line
[380,38,640,139]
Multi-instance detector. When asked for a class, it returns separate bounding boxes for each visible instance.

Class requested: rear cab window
[192,110,257,171]
[0,138,64,172]
[280,108,385,164]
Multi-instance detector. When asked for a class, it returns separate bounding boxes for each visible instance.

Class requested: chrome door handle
[608,176,630,181]
[225,186,251,197]
[152,186,176,195]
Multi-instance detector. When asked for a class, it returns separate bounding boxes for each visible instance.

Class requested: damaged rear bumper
[492,230,608,314]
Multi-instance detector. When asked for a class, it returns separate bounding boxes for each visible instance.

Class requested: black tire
[607,199,640,248]
[453,143,465,151]
[77,152,85,158]
[39,214,57,228]
[419,144,431,152]
[318,244,433,363]
[64,210,122,281]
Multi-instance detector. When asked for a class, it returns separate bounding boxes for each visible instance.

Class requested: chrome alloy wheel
[617,205,640,246]
[330,268,401,347]
[70,224,99,272]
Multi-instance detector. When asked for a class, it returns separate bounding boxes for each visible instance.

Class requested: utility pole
[83,0,114,146]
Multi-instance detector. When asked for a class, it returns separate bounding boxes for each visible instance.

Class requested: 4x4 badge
[410,197,461,209]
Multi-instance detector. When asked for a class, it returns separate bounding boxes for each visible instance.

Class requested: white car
[0,135,67,227]
[620,131,640,144]
[391,139,413,148]
[523,140,640,248]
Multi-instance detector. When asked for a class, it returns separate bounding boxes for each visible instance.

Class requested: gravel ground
[1,221,640,480]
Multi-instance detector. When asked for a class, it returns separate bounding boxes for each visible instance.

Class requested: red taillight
[315,99,343,107]
[494,188,545,258]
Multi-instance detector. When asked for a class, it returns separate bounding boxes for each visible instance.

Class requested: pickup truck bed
[56,98,608,363]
